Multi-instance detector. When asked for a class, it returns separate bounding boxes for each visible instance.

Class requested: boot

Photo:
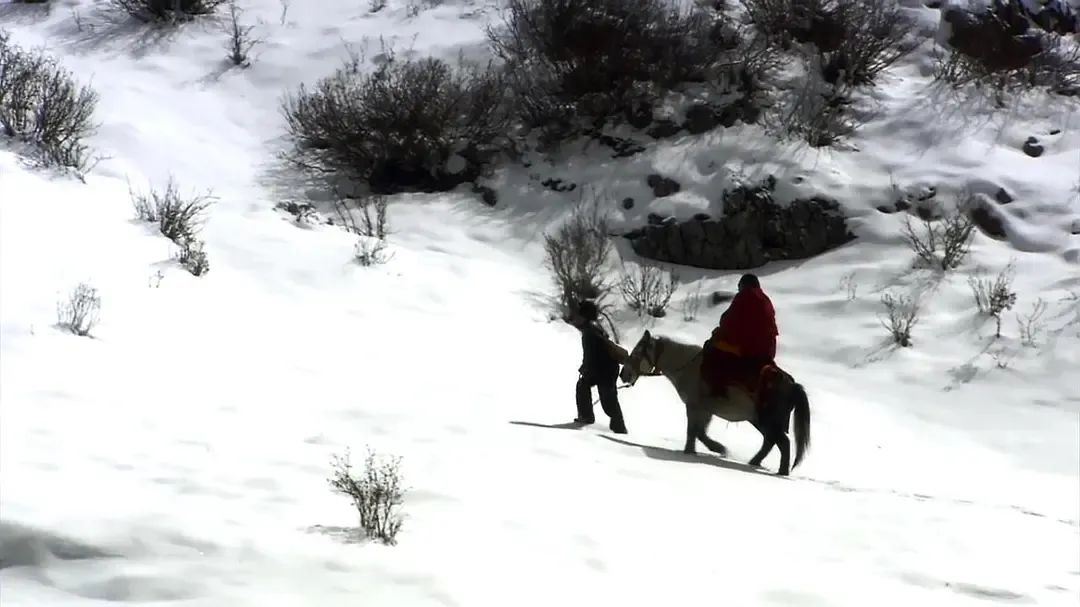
[609,418,628,434]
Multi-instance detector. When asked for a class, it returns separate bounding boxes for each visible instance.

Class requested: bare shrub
[328,448,406,546]
[130,177,215,245]
[839,271,857,301]
[57,283,101,337]
[0,32,99,174]
[369,0,387,12]
[901,200,975,271]
[741,0,919,86]
[968,262,1017,337]
[879,290,920,347]
[108,0,227,22]
[488,0,744,138]
[223,0,261,68]
[619,263,678,318]
[178,238,210,276]
[544,193,616,328]
[771,69,856,147]
[1017,298,1048,347]
[681,280,704,321]
[281,53,509,194]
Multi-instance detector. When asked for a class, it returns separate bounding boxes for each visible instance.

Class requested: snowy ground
[1,0,1079,605]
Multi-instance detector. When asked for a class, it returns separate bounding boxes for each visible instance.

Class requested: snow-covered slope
[1,0,1078,605]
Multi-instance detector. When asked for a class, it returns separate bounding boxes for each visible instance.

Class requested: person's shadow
[508,420,588,431]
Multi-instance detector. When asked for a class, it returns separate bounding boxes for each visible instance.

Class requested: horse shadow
[597,435,776,478]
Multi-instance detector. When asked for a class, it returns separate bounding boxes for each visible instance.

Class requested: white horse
[619,331,811,476]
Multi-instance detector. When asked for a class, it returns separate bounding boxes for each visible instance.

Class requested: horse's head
[620,330,664,386]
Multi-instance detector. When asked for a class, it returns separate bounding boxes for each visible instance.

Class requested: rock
[472,184,497,207]
[995,187,1014,204]
[647,212,668,226]
[648,119,682,139]
[1023,137,1044,157]
[647,174,682,198]
[1050,128,1062,135]
[1071,220,1080,235]
[710,291,733,306]
[968,201,1007,239]
[944,4,1043,72]
[684,104,720,135]
[625,177,855,270]
[693,213,711,222]
[622,197,635,210]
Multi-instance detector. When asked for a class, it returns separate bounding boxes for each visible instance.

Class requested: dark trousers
[576,374,626,431]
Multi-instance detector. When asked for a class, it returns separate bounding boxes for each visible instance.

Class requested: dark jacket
[579,320,620,382]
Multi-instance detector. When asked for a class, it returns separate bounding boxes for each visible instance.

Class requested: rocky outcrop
[624,177,855,269]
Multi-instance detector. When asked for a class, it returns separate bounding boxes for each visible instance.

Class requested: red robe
[703,287,779,397]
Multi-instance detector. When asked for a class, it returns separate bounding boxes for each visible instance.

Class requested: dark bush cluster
[487,0,751,139]
[282,55,509,195]
[935,0,1080,96]
[0,30,99,174]
[109,0,227,22]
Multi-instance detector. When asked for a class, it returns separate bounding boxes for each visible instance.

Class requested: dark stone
[595,134,645,158]
[1050,128,1062,135]
[621,197,635,210]
[473,184,498,207]
[710,291,733,306]
[968,201,1008,239]
[1071,220,1080,235]
[693,213,711,222]
[1023,137,1044,157]
[625,177,855,270]
[995,187,1014,204]
[541,178,576,193]
[648,119,682,139]
[647,174,682,198]
[684,104,720,135]
[647,212,668,226]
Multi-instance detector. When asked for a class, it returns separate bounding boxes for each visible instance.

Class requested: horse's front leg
[683,408,697,454]
[695,415,728,458]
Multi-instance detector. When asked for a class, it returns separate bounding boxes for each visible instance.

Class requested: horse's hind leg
[695,415,728,457]
[774,432,792,476]
[683,405,698,454]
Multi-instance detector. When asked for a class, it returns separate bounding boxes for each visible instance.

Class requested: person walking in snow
[701,273,779,398]
[570,300,628,434]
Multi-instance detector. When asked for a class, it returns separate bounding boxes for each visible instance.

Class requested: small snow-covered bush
[901,201,975,271]
[879,290,919,347]
[57,283,101,337]
[1017,298,1048,347]
[681,281,704,321]
[328,448,406,546]
[223,0,261,68]
[619,264,678,318]
[109,0,227,22]
[969,262,1017,337]
[178,238,210,276]
[282,54,509,194]
[0,31,99,174]
[130,177,215,245]
[771,70,855,147]
[488,0,750,139]
[544,193,616,325]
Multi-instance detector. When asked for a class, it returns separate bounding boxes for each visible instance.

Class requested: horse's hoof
[683,449,697,455]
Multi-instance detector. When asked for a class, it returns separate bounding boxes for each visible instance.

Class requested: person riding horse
[569,300,628,434]
[702,273,778,400]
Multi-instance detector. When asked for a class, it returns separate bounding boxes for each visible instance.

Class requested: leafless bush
[681,280,704,321]
[56,283,101,337]
[771,69,856,147]
[934,1,1080,97]
[369,0,387,12]
[901,200,975,271]
[968,262,1017,337]
[223,0,261,68]
[328,448,406,545]
[178,238,210,276]
[130,177,215,245]
[0,32,99,174]
[108,0,227,22]
[544,193,616,325]
[281,53,510,194]
[354,236,392,267]
[619,264,678,318]
[487,0,744,138]
[879,290,920,347]
[741,0,919,86]
[1017,298,1048,347]
[839,271,857,301]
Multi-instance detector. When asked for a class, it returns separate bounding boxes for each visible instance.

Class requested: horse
[618,330,811,476]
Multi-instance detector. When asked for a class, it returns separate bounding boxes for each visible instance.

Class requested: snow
[1,0,1079,605]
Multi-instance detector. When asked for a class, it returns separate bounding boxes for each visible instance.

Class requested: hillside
[1,0,1078,605]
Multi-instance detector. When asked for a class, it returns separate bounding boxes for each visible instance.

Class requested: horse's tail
[791,382,811,469]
